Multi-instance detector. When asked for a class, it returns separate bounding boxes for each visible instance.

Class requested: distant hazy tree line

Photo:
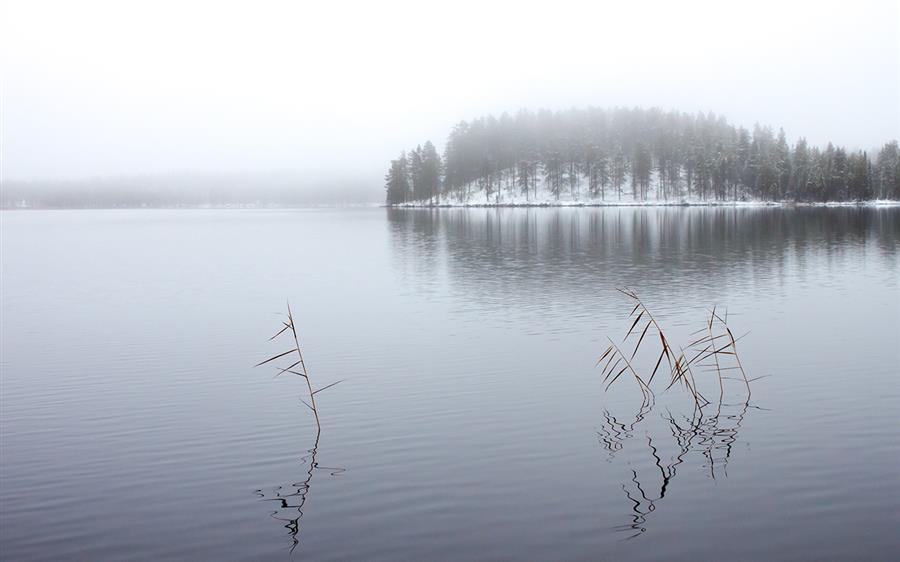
[2,177,373,208]
[385,107,900,204]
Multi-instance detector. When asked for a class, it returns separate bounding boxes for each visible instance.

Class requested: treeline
[385,107,900,204]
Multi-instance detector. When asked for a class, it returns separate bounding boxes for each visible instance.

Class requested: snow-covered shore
[389,174,899,208]
[391,199,900,208]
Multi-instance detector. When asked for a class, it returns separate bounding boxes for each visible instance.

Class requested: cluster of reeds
[598,288,761,408]
[595,290,770,539]
[256,302,343,431]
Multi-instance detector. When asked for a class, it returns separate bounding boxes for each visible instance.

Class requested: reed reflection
[600,398,760,540]
[254,429,346,556]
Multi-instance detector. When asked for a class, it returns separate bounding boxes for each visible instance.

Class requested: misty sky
[2,0,898,190]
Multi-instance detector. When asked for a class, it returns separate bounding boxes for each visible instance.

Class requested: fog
[2,0,898,201]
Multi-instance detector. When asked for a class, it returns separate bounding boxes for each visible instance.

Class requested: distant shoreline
[0,203,381,211]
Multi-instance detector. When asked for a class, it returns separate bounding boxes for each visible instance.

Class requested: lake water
[2,207,898,561]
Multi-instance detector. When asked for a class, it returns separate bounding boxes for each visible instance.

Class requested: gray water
[1,207,898,561]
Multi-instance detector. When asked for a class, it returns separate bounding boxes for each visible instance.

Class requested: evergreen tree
[875,141,900,199]
[408,146,424,201]
[384,151,410,204]
[775,128,792,200]
[419,141,442,204]
[791,138,811,200]
[516,159,531,200]
[848,151,872,201]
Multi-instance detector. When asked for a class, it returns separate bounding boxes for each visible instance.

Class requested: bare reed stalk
[711,308,752,397]
[616,288,685,387]
[707,307,726,404]
[686,307,753,404]
[670,347,709,407]
[257,302,343,431]
[598,338,655,404]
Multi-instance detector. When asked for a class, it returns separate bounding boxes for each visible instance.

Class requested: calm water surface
[2,207,898,561]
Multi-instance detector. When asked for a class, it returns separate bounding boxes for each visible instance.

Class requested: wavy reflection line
[600,398,756,539]
[597,397,652,460]
[254,429,346,556]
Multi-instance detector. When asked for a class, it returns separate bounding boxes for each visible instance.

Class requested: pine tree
[384,151,410,204]
[544,151,562,200]
[516,159,531,201]
[848,151,872,201]
[419,141,442,204]
[875,141,900,199]
[408,146,424,201]
[775,128,791,200]
[790,138,811,200]
[611,146,628,200]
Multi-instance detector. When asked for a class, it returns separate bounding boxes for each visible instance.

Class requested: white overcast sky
[2,0,898,188]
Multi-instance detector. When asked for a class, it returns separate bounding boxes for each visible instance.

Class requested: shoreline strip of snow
[389,199,900,209]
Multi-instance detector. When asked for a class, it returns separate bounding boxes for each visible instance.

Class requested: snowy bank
[388,173,899,208]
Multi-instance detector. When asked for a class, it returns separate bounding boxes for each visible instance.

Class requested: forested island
[385,107,900,205]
